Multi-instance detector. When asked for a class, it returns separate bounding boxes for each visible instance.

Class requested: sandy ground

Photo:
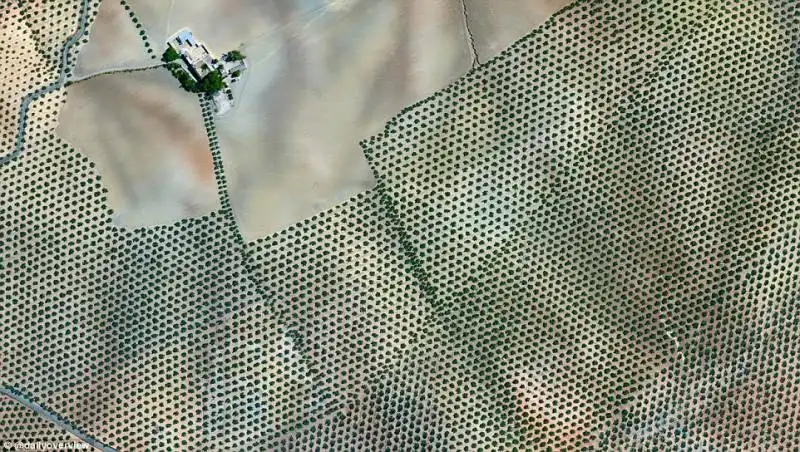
[219,0,473,238]
[128,0,274,52]
[56,69,218,229]
[465,0,575,60]
[72,0,152,78]
[77,0,573,237]
[124,0,472,238]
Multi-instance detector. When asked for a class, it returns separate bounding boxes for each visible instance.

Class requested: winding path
[0,0,114,448]
[0,0,91,165]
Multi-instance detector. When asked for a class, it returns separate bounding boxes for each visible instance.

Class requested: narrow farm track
[1,0,91,165]
[1,388,116,452]
[67,61,167,84]
[0,0,109,446]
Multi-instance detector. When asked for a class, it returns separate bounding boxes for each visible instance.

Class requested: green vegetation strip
[65,62,167,86]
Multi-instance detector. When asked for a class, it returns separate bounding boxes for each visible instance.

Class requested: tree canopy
[197,70,225,95]
[226,50,245,61]
[171,67,197,92]
[162,46,180,63]
[166,64,226,95]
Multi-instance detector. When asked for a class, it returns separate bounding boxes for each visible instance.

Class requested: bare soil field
[56,69,218,229]
[72,0,152,78]
[465,0,574,60]
[94,0,572,238]
[127,0,273,52]
[126,0,473,239]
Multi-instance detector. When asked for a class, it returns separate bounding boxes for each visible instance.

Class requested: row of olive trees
[119,0,156,59]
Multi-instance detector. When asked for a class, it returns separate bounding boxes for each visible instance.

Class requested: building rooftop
[176,30,195,46]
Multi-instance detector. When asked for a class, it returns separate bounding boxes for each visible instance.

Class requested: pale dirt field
[128,0,273,53]
[124,0,473,238]
[64,0,572,237]
[466,0,575,60]
[220,0,473,239]
[56,69,219,229]
[72,0,153,78]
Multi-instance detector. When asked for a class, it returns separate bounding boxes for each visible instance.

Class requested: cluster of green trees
[167,64,198,92]
[165,62,225,95]
[161,47,180,63]
[162,47,245,95]
[197,70,224,94]
[225,50,245,62]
